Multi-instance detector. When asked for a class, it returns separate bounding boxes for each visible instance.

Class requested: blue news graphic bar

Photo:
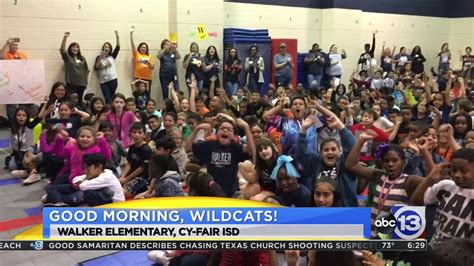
[42,208,372,239]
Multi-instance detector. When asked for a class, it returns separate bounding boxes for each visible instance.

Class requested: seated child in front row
[43,153,124,207]
[120,122,153,198]
[99,121,127,176]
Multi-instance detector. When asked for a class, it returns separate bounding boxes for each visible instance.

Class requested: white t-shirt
[97,56,118,84]
[73,169,125,202]
[424,179,473,245]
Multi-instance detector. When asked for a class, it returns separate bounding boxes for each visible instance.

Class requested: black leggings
[40,154,64,183]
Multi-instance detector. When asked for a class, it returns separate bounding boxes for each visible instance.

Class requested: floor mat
[0,177,21,186]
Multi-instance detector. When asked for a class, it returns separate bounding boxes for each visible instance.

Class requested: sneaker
[23,172,41,185]
[11,170,28,178]
[42,202,69,208]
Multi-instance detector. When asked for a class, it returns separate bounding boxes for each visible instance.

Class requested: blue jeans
[307,74,322,90]
[247,77,262,93]
[46,184,83,206]
[439,62,450,73]
[225,82,239,96]
[100,79,118,104]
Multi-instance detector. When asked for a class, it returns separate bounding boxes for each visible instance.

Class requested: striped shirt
[371,174,410,234]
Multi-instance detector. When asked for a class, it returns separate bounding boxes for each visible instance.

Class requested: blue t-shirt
[274,53,293,78]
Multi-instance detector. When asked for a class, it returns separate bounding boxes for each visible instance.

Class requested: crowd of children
[1,33,473,266]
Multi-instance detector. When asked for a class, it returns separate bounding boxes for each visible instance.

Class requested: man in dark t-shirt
[185,117,255,197]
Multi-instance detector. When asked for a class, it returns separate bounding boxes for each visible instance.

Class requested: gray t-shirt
[274,53,293,78]
[61,51,89,86]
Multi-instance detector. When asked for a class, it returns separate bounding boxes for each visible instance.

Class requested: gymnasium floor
[0,129,158,266]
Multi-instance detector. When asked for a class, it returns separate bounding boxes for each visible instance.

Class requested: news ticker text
[1,240,427,251]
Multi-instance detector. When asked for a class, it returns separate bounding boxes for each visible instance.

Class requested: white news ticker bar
[49,224,364,239]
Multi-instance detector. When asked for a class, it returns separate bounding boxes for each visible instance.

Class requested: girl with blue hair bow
[271,155,312,207]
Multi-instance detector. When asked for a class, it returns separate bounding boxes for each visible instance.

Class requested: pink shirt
[106,110,137,148]
[53,135,111,184]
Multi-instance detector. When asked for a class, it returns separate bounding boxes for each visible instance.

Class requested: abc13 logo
[375,206,426,240]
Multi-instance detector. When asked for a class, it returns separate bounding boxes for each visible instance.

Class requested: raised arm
[60,32,70,54]
[423,73,432,102]
[345,133,380,182]
[111,30,120,59]
[262,96,285,122]
[157,46,168,59]
[237,118,255,162]
[341,49,347,59]
[369,31,377,56]
[73,107,91,123]
[169,82,181,112]
[0,38,14,59]
[209,76,217,99]
[183,53,193,69]
[416,137,435,175]
[389,116,402,142]
[129,26,136,53]
[410,162,449,205]
[173,45,181,60]
[445,72,453,107]
[184,123,212,152]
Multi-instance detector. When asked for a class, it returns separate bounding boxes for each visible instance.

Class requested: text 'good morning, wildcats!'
[47,209,278,224]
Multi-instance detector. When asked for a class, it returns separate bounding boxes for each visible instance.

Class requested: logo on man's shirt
[211,152,231,167]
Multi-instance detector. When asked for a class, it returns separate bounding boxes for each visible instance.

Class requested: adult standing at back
[437,43,451,73]
[94,31,120,104]
[358,31,377,71]
[183,42,204,91]
[326,44,347,80]
[304,43,325,91]
[224,48,242,96]
[130,26,154,99]
[410,46,426,75]
[157,39,180,100]
[245,45,265,93]
[273,43,294,88]
[1,38,28,121]
[393,47,411,72]
[60,32,89,106]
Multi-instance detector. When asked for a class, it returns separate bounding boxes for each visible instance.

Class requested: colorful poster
[0,60,45,104]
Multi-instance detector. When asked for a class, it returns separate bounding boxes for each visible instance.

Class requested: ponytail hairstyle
[187,172,226,197]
